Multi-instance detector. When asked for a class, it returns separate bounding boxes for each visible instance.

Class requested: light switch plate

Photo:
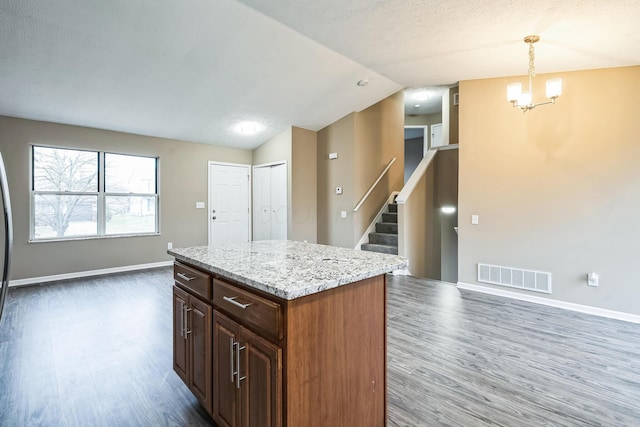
[336,187,343,195]
[329,152,339,160]
[471,214,479,225]
[340,211,347,218]
[196,202,205,209]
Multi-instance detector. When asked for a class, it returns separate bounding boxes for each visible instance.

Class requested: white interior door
[431,123,444,148]
[270,163,287,240]
[252,166,271,241]
[252,162,287,241]
[208,163,250,246]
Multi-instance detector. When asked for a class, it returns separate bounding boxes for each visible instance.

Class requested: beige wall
[459,66,640,315]
[317,114,356,248]
[0,116,252,280]
[442,86,460,146]
[252,126,317,242]
[353,92,405,244]
[398,161,435,278]
[398,148,458,280]
[291,127,318,242]
[317,93,404,247]
[437,149,459,282]
[405,112,443,127]
[253,127,292,166]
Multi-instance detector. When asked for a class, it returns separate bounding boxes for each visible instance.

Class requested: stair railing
[353,157,396,212]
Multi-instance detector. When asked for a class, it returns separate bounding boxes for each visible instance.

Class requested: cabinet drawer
[213,278,283,341]
[174,262,212,300]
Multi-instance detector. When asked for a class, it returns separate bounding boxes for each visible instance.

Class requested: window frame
[30,145,160,242]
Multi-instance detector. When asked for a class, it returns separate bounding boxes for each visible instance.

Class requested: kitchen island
[168,240,407,427]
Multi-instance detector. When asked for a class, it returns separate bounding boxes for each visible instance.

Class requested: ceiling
[1,0,638,150]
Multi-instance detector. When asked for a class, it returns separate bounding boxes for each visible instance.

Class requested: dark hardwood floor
[1,268,639,426]
[0,268,213,427]
[387,275,640,427]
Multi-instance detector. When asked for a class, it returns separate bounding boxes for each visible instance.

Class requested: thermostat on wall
[328,152,338,160]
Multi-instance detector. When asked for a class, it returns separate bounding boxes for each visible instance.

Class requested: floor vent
[477,263,552,294]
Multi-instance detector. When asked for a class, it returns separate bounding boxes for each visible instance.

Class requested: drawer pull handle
[181,304,191,339]
[235,341,246,389]
[230,337,235,383]
[177,272,197,282]
[223,296,252,310]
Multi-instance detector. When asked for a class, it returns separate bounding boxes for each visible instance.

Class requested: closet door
[269,163,287,240]
[253,167,271,241]
[252,163,287,241]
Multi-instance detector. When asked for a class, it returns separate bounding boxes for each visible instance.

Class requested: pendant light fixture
[507,35,562,113]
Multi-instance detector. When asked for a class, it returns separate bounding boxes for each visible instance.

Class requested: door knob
[212,216,217,220]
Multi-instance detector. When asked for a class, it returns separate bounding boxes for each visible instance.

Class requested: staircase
[361,202,398,255]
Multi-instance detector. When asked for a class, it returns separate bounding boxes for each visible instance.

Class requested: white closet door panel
[270,163,288,240]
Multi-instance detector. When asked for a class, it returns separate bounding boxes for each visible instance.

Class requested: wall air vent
[478,263,552,294]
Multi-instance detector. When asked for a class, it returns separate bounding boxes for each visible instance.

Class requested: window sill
[29,232,161,244]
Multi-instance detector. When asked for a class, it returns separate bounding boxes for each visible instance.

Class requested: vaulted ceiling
[1,0,638,149]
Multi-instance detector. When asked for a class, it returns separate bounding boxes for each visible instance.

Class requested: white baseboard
[457,282,640,324]
[9,261,174,287]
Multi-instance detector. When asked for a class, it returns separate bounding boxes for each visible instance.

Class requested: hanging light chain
[528,40,536,78]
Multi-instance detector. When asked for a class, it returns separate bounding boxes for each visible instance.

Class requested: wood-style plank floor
[0,268,639,426]
[387,275,640,427]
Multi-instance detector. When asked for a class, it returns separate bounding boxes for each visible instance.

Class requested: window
[31,146,158,241]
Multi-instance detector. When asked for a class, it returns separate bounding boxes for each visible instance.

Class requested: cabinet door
[189,296,213,415]
[213,311,241,427]
[241,327,282,427]
[172,286,189,384]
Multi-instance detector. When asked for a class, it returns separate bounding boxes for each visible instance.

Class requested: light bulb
[546,78,562,99]
[507,83,522,102]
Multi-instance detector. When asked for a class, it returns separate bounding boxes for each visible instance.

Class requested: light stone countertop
[168,240,408,300]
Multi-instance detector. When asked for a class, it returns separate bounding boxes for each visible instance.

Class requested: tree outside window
[31,146,158,240]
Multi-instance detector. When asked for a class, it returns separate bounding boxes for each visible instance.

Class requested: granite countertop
[168,240,407,300]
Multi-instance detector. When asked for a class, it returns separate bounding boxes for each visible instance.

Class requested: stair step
[369,232,398,246]
[388,203,397,213]
[382,212,397,223]
[376,222,398,234]
[361,243,398,255]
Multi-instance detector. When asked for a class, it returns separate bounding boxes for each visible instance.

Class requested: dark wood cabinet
[241,326,282,427]
[173,286,189,384]
[213,310,282,427]
[212,310,241,427]
[172,285,212,415]
[173,260,387,427]
[189,296,212,409]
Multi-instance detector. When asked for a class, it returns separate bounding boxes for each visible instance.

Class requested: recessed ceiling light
[413,91,430,101]
[441,206,456,214]
[357,79,369,87]
[235,121,262,135]
[414,104,421,108]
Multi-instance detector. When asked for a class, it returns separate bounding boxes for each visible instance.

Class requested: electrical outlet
[587,272,599,287]
[167,242,173,250]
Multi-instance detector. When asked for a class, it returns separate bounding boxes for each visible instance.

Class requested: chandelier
[507,35,562,113]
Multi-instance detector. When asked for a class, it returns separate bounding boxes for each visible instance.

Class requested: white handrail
[353,157,396,212]
[395,144,459,204]
[395,150,437,205]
